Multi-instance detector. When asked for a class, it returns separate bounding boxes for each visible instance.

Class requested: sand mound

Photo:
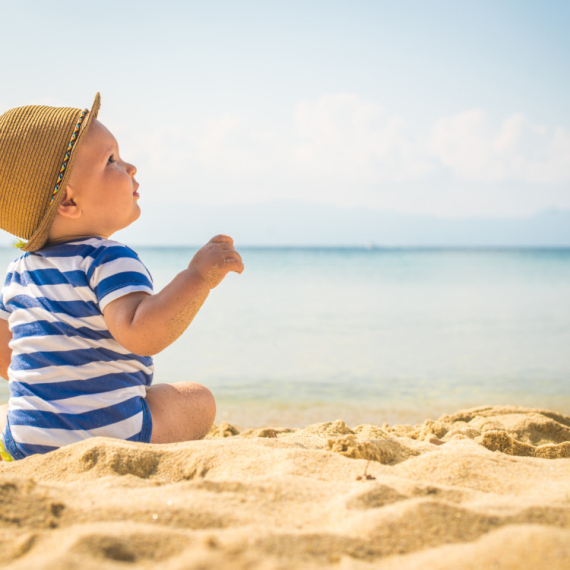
[1,404,569,569]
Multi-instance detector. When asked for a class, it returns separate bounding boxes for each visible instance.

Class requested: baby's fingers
[209,234,234,245]
[224,252,244,273]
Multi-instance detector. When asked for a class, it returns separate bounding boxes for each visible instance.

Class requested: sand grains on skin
[1,404,570,569]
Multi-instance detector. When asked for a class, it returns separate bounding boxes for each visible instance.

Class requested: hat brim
[22,92,101,252]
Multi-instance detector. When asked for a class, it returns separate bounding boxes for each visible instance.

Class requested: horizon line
[1,243,570,250]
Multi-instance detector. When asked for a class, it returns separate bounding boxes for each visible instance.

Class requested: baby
[0,92,244,461]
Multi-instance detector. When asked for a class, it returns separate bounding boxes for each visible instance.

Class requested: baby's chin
[111,205,141,234]
[130,203,142,224]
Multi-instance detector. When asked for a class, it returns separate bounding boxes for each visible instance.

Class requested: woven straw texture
[0,92,100,251]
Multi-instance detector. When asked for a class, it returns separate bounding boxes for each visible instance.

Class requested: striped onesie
[0,236,155,460]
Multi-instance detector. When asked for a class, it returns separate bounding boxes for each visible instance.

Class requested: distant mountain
[1,202,569,247]
[116,202,570,247]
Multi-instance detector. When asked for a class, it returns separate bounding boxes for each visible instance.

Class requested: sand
[1,404,570,569]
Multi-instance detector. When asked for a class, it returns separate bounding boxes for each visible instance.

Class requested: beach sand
[1,404,570,569]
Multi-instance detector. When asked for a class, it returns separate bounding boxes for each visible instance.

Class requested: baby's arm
[0,319,11,380]
[103,234,244,356]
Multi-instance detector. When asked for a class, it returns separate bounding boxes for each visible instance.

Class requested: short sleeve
[87,243,154,311]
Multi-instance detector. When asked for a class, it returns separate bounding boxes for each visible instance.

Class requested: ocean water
[1,246,570,427]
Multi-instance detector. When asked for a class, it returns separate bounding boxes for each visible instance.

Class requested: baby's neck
[47,232,109,246]
[48,218,112,246]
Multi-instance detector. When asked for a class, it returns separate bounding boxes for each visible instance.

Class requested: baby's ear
[57,188,81,219]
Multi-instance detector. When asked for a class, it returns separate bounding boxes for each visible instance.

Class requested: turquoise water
[1,246,569,427]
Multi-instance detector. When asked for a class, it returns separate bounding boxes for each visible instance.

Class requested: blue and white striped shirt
[0,237,155,460]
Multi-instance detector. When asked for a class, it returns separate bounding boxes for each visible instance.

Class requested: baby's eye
[108,155,115,164]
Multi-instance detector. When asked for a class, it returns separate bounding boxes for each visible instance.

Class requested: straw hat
[0,92,101,252]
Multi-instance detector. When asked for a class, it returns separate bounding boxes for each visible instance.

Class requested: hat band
[49,109,88,205]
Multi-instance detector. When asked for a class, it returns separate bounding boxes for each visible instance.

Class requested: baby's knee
[146,382,216,443]
[180,382,216,438]
[182,382,215,405]
[193,383,216,423]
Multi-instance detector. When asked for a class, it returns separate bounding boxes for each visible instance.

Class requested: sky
[0,0,569,245]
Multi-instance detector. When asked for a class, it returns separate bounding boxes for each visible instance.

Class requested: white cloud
[131,94,570,186]
[195,114,279,177]
[112,94,570,214]
[430,109,570,183]
[291,94,434,183]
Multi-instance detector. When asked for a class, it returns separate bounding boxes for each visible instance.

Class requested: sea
[1,246,569,428]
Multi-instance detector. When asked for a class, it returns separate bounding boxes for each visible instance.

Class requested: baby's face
[65,119,140,237]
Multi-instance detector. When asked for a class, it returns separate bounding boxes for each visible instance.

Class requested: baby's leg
[145,382,216,444]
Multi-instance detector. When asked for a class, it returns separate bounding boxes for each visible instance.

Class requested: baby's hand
[188,234,244,289]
